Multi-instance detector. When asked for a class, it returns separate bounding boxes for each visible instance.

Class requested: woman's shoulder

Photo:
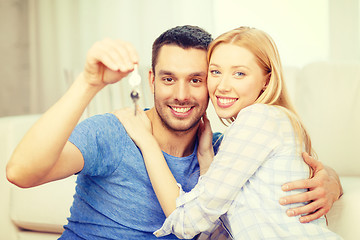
[231,104,291,135]
[237,103,286,119]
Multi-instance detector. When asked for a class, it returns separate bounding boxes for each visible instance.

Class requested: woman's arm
[138,136,179,216]
[113,108,179,216]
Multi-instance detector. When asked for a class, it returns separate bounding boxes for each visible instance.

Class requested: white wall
[212,0,359,67]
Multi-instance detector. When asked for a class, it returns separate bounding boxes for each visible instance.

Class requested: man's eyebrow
[189,71,207,77]
[158,70,174,76]
[158,70,207,77]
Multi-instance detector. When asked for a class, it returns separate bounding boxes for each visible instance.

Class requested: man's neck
[146,108,198,157]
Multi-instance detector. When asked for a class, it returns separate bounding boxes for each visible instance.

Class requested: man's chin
[162,118,201,133]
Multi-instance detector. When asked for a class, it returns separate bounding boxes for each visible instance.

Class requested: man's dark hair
[151,25,213,73]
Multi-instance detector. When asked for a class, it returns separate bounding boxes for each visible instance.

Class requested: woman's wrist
[198,150,214,175]
[137,134,158,152]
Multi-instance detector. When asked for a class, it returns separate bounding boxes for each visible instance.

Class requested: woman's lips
[216,96,237,108]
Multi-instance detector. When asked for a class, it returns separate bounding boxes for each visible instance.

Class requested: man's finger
[280,190,318,205]
[281,178,317,192]
[285,200,324,217]
[299,208,327,223]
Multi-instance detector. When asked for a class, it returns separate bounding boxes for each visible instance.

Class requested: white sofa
[1,61,360,240]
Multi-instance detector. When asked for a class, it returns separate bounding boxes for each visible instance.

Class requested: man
[7,25,342,239]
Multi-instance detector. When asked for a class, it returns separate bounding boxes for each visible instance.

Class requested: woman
[118,27,341,239]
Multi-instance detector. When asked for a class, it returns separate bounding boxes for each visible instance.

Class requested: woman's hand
[112,107,153,147]
[197,114,214,175]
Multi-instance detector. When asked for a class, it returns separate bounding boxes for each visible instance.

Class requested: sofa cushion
[294,61,360,176]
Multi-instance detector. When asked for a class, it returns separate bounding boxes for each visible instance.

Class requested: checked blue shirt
[155,104,342,240]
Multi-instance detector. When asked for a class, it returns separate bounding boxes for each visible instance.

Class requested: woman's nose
[216,76,231,93]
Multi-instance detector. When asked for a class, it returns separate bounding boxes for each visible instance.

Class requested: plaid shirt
[154,104,341,240]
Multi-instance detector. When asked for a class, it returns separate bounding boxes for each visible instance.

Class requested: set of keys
[128,65,141,115]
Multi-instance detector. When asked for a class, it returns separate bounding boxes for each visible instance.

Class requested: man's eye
[163,77,174,82]
[191,78,201,84]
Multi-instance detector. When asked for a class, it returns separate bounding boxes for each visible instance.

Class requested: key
[130,90,139,115]
[128,65,141,115]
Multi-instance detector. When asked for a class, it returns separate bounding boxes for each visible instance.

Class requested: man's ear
[148,70,155,94]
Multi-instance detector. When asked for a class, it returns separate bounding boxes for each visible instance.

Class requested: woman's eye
[235,72,245,77]
[210,70,220,75]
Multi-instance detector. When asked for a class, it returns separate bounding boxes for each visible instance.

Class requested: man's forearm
[325,164,343,200]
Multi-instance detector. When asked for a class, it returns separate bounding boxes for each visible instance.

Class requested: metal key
[130,90,139,115]
[128,65,141,115]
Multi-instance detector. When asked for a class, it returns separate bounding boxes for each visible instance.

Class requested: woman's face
[207,43,268,119]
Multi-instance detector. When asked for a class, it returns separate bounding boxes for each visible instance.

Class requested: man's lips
[216,96,238,108]
[171,106,192,113]
[169,106,193,117]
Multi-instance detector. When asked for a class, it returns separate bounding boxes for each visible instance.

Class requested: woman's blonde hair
[207,26,316,159]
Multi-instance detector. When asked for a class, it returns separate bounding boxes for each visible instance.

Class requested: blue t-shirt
[60,113,222,240]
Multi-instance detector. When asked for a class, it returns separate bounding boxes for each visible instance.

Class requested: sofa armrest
[10,176,76,233]
[0,114,42,240]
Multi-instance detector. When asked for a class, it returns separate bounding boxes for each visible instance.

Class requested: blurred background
[1,0,359,118]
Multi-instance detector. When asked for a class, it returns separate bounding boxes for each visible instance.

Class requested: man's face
[150,45,209,132]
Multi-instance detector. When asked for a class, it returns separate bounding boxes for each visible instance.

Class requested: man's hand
[279,152,342,223]
[84,38,139,88]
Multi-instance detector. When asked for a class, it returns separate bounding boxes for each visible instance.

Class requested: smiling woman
[207,44,268,119]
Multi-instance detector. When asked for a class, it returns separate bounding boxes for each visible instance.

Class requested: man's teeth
[172,107,191,113]
[218,98,236,104]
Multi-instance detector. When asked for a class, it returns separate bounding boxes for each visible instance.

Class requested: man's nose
[173,82,190,101]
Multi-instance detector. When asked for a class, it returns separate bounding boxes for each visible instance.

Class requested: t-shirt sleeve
[68,114,125,177]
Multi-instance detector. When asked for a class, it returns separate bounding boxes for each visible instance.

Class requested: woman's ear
[148,70,155,94]
[263,72,271,90]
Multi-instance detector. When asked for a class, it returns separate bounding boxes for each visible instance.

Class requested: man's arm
[279,152,343,223]
[6,39,138,188]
